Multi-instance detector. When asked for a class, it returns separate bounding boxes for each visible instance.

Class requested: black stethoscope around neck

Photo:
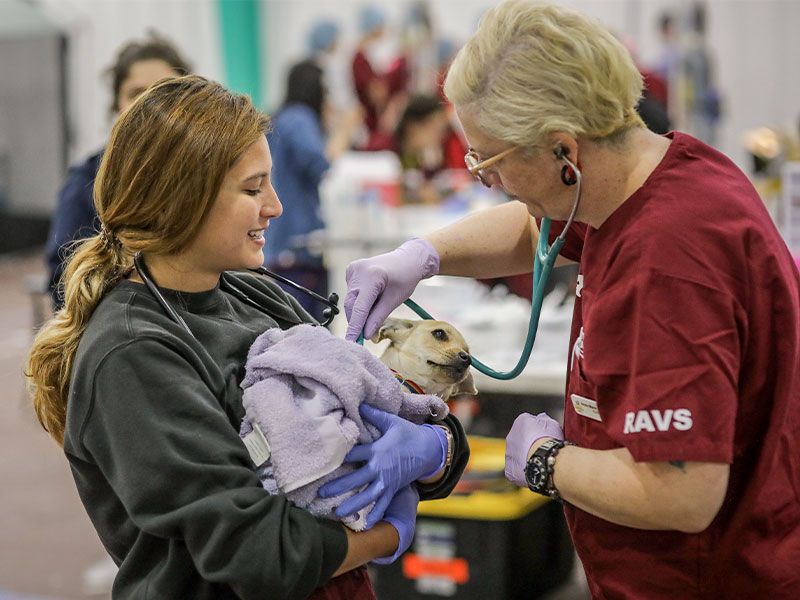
[132,252,340,338]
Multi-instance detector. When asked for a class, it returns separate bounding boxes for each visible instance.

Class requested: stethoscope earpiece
[555,145,579,186]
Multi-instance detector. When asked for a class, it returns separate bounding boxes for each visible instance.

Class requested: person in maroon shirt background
[336,1,800,598]
[351,5,408,139]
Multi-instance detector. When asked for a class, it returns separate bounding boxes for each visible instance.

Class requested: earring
[560,164,578,186]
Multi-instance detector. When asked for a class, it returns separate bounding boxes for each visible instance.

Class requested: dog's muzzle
[428,351,471,379]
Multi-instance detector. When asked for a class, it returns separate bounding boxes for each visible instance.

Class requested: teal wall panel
[217,0,263,106]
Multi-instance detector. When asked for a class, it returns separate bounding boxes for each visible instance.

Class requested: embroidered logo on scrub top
[571,327,585,372]
[623,409,694,434]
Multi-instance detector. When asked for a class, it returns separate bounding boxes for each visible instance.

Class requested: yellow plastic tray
[418,436,551,521]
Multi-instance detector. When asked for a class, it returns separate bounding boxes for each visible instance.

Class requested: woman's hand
[332,485,420,576]
[318,404,445,527]
[372,485,420,564]
[343,238,440,341]
[504,412,564,487]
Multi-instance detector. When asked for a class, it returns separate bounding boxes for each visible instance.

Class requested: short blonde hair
[444,0,644,148]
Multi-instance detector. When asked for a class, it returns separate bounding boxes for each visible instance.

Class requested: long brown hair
[26,75,270,445]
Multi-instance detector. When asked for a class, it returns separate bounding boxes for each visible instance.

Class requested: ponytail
[26,232,131,446]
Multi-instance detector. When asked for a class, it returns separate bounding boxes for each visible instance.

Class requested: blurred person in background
[308,19,340,63]
[26,75,467,599]
[617,34,671,135]
[682,2,722,145]
[366,94,463,204]
[339,1,800,597]
[306,19,354,115]
[265,59,361,321]
[393,95,454,172]
[654,10,683,125]
[401,0,438,95]
[351,5,408,141]
[434,37,457,101]
[44,31,190,309]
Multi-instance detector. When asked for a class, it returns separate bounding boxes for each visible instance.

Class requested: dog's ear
[453,370,478,396]
[371,317,416,344]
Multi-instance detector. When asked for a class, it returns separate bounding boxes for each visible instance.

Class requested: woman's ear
[548,133,579,165]
[549,134,580,186]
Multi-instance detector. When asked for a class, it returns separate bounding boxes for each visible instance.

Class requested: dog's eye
[431,329,448,341]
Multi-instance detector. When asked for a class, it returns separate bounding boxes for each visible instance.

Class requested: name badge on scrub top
[571,394,602,422]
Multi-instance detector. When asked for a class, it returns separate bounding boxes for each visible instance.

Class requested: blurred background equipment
[0,0,67,253]
[372,437,575,600]
[3,1,800,599]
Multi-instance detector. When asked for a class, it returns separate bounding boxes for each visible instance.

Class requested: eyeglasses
[464,146,517,187]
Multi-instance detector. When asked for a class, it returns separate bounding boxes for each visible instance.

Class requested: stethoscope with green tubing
[356,149,583,381]
[137,151,581,381]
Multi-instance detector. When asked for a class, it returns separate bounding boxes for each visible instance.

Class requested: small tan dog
[372,317,478,400]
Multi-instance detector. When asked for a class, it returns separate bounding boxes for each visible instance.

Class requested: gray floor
[0,250,589,600]
[0,252,108,599]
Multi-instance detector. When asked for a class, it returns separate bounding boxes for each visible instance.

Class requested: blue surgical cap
[359,6,386,34]
[437,39,456,67]
[308,20,339,54]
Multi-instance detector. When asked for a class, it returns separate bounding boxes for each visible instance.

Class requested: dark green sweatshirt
[64,272,468,599]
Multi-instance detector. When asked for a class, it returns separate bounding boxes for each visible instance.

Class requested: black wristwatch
[525,438,571,502]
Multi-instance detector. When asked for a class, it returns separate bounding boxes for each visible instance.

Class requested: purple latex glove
[505,412,564,487]
[372,485,420,565]
[318,403,446,527]
[344,237,440,341]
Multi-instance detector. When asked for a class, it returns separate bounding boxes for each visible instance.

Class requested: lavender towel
[240,324,448,530]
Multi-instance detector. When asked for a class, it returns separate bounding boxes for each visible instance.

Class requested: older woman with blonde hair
[26,75,468,599]
[341,1,800,597]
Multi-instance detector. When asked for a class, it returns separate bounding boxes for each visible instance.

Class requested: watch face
[525,456,548,491]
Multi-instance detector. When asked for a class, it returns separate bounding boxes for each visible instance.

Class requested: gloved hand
[344,238,440,341]
[372,485,420,565]
[318,403,446,527]
[505,412,564,487]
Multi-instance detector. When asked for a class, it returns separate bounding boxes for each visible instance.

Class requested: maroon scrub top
[548,132,800,598]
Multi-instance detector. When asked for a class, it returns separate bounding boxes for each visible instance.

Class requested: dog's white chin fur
[379,347,476,401]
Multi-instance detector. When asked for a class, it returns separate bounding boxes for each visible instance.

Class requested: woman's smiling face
[181,136,283,278]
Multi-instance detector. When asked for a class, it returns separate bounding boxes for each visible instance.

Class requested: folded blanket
[240,324,448,530]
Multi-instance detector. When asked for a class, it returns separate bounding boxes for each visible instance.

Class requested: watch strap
[526,439,572,502]
[433,424,454,471]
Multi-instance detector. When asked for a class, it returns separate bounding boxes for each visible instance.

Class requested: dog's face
[372,317,478,400]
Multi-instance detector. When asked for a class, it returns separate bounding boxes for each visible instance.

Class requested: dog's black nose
[457,351,471,365]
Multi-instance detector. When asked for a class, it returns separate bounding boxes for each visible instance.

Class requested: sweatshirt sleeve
[78,337,347,600]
